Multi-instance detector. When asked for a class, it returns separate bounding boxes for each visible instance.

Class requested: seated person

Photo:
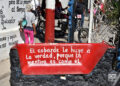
[55,0,68,19]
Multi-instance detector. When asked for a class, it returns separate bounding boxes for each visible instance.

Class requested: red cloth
[100,3,105,13]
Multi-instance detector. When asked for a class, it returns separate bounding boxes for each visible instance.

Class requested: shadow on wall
[20,31,25,43]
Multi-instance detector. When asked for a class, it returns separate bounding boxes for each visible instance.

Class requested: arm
[59,2,67,11]
[31,13,36,35]
[83,8,85,15]
[19,20,23,32]
[83,4,86,15]
[32,23,36,35]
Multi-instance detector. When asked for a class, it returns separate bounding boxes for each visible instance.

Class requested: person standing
[55,0,68,18]
[20,4,36,44]
[75,0,85,28]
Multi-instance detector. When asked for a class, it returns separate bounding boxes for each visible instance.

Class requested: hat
[26,4,32,11]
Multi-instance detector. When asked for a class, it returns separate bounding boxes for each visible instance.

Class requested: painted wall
[0,0,69,61]
[0,0,31,61]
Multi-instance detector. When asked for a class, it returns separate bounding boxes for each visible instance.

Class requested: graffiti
[9,40,18,45]
[9,0,31,12]
[0,7,15,30]
[16,6,25,12]
[0,9,3,14]
[9,0,31,13]
[16,0,31,5]
[0,0,31,31]
[0,8,6,30]
[1,17,15,24]
[9,0,15,7]
[9,0,31,7]
[0,37,6,41]
[0,34,18,48]
[0,43,6,48]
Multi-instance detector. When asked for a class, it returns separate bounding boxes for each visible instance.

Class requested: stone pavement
[0,59,10,81]
[0,58,10,86]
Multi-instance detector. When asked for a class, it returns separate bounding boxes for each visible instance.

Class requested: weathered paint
[45,0,55,43]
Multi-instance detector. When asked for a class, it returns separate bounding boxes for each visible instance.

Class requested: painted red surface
[15,42,114,75]
[45,9,55,43]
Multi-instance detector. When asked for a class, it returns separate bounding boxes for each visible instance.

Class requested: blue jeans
[81,13,84,27]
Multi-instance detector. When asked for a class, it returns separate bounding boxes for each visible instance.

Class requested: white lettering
[71,46,84,53]
[26,55,32,60]
[30,48,35,53]
[57,53,74,60]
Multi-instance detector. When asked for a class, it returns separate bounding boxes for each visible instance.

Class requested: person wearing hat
[20,4,36,44]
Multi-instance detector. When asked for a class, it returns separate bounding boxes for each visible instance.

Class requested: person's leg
[94,16,96,29]
[81,13,84,28]
[24,29,29,43]
[28,30,34,44]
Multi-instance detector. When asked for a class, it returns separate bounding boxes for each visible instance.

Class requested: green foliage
[105,0,120,25]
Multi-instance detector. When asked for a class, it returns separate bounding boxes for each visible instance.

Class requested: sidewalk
[0,37,41,81]
[0,59,10,80]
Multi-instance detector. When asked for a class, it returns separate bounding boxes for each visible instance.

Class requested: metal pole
[34,0,36,7]
[88,0,94,43]
[68,0,74,43]
[88,0,90,9]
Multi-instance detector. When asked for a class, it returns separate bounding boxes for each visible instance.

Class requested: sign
[16,42,112,75]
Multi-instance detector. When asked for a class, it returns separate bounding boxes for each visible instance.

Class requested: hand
[64,7,68,10]
[19,28,23,32]
[65,6,68,9]
[34,31,37,35]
